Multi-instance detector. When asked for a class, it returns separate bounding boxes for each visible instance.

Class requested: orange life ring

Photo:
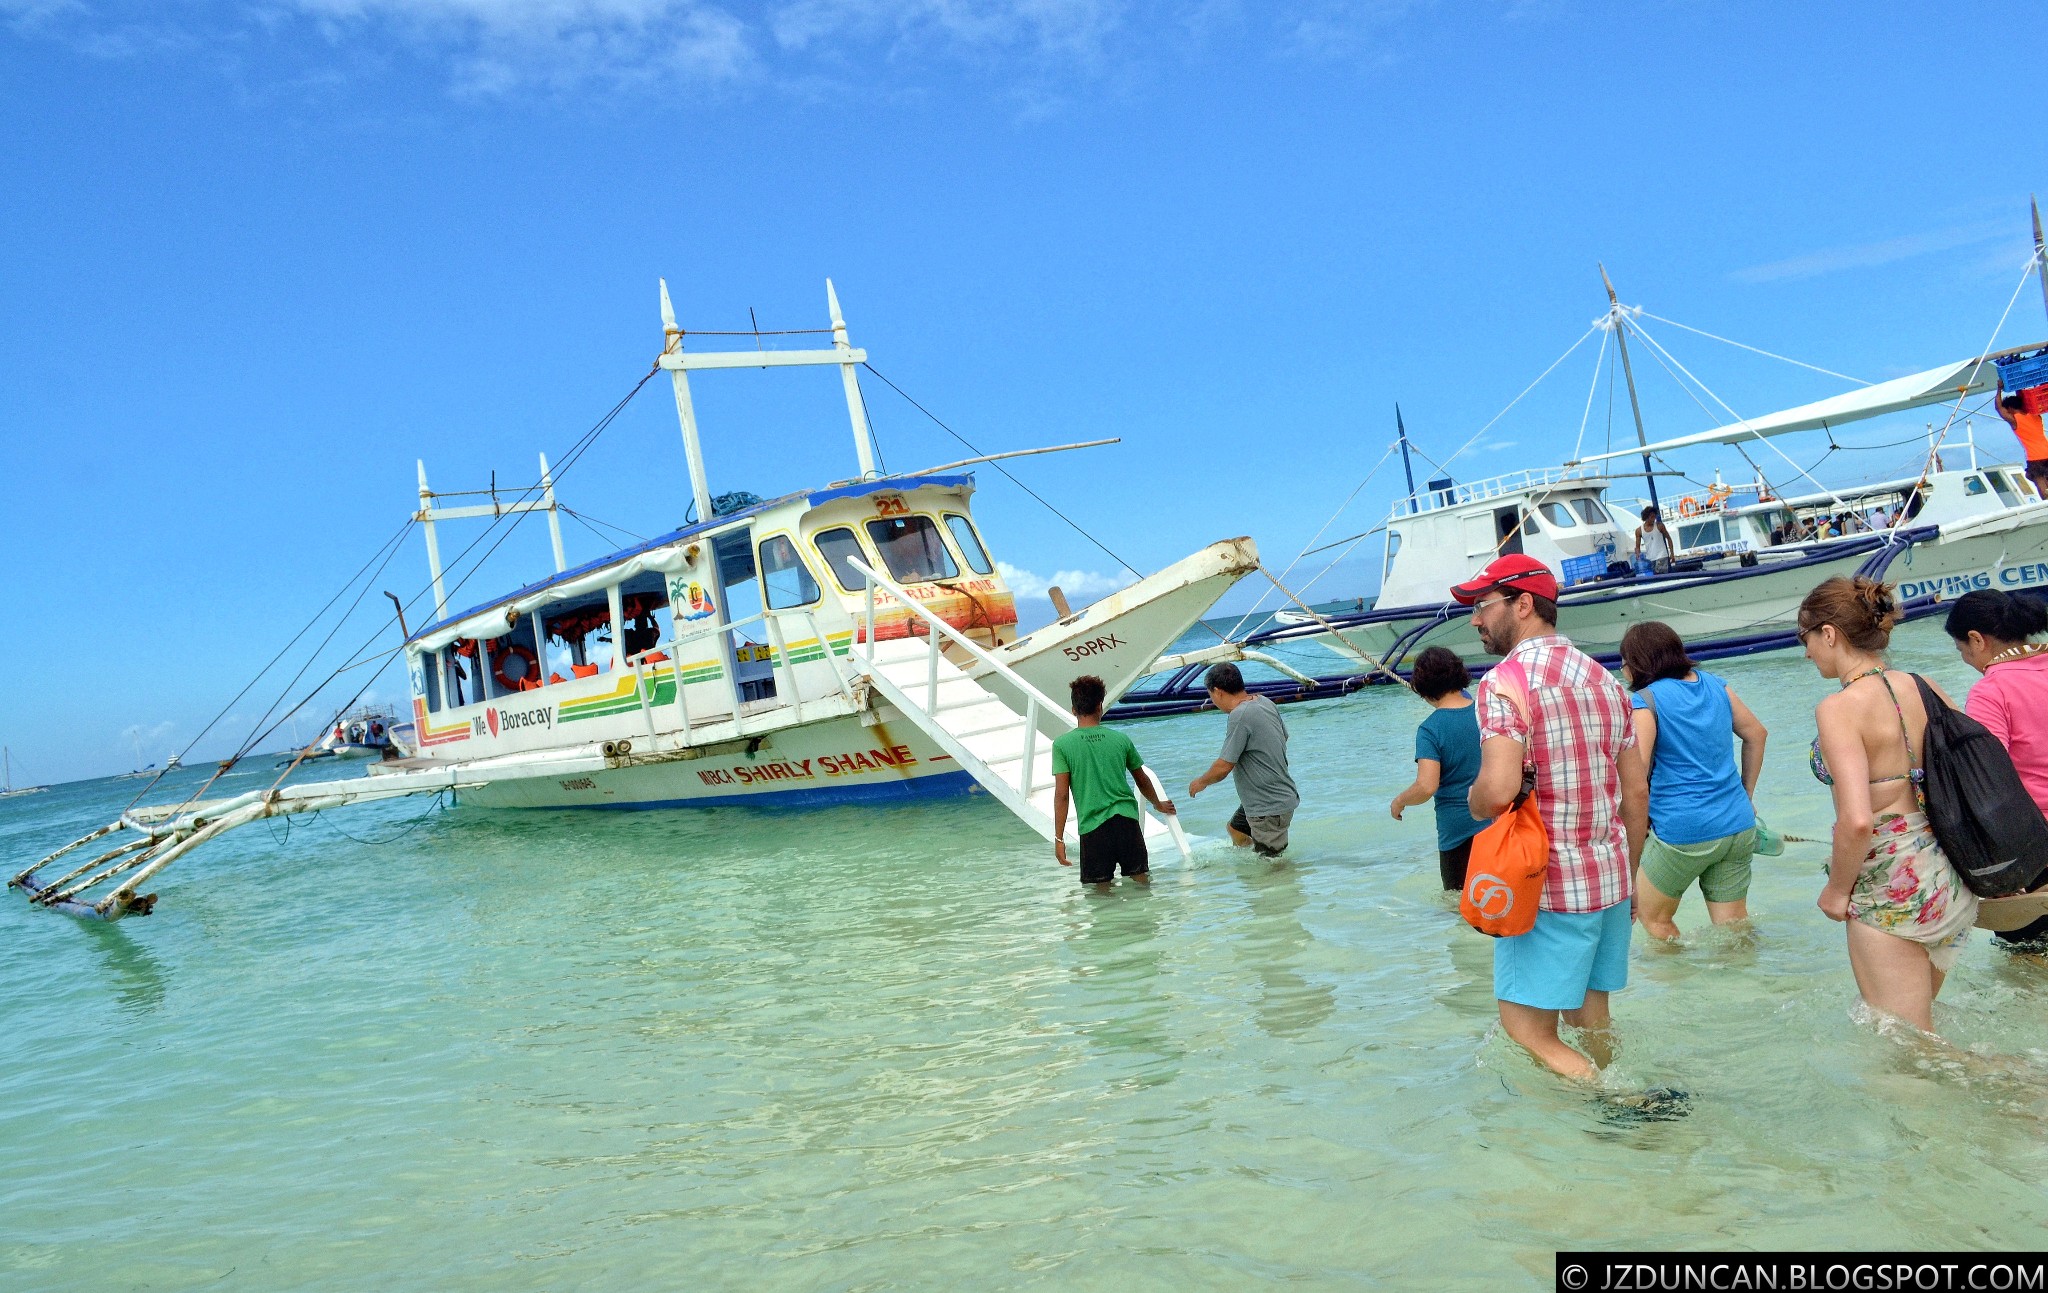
[1676,496,1701,518]
[492,642,540,691]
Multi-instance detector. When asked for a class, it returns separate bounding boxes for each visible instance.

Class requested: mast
[827,280,880,479]
[2034,197,2048,327]
[1600,264,1660,511]
[660,279,717,526]
[1395,404,1418,508]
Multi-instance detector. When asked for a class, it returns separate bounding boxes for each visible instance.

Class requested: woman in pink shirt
[1944,589,2048,947]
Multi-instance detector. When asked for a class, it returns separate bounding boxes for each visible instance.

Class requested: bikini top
[1808,666,1924,790]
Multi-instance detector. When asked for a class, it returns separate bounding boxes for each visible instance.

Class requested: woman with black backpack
[1798,577,1977,1034]
[1943,589,2048,947]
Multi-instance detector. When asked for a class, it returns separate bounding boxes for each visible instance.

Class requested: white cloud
[3,0,1432,99]
[1730,220,2012,285]
[997,560,1133,603]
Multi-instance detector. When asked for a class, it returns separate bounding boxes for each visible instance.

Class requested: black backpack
[1910,674,2048,898]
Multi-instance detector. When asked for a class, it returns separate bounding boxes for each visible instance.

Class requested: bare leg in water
[1845,921,1944,1034]
[1498,999,1599,1081]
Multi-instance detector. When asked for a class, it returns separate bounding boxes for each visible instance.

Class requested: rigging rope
[1438,325,1600,477]
[1635,310,1869,385]
[1623,316,1848,504]
[1916,252,2040,478]
[1570,328,1612,464]
[162,363,661,815]
[1218,440,1399,641]
[122,515,418,812]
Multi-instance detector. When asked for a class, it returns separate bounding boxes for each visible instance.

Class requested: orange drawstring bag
[1461,658,1551,938]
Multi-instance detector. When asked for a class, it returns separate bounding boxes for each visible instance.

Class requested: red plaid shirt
[1474,633,1635,913]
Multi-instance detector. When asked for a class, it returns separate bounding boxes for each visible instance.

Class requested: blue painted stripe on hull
[505,769,983,813]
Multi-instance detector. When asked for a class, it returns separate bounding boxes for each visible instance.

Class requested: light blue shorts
[1493,900,1632,1011]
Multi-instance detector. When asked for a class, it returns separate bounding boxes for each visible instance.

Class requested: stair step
[947,713,1027,742]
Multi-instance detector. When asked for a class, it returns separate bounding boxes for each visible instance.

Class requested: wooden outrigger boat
[13,281,1254,920]
[1119,241,2048,717]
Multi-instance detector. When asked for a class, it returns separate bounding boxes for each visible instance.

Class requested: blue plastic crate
[1995,348,2048,392]
[1561,552,1607,586]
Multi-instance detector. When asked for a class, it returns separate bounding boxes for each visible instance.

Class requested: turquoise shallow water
[6,619,2048,1290]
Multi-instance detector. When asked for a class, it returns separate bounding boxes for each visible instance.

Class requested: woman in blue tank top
[1618,621,1769,939]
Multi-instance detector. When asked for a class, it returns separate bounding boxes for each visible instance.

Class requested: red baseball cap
[1450,554,1561,605]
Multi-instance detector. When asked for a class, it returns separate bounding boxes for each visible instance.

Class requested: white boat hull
[1292,515,2048,667]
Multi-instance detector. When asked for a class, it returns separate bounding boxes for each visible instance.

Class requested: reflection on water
[1233,860,1337,1039]
[2,620,2047,1286]
[84,922,168,1017]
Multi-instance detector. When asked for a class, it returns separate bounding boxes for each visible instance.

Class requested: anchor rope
[310,791,449,845]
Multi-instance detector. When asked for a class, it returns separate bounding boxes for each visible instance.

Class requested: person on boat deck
[1619,621,1767,939]
[1390,646,1485,891]
[1634,506,1674,574]
[1943,589,2048,948]
[1460,554,1648,1082]
[1799,576,1977,1035]
[1994,389,2048,499]
[1187,662,1299,857]
[1051,674,1175,888]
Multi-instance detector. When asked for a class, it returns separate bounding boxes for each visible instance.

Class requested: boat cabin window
[943,514,994,575]
[1965,475,1988,496]
[758,534,821,609]
[867,515,959,583]
[415,652,442,714]
[1677,519,1723,549]
[619,589,671,662]
[1539,501,1578,529]
[1988,473,2021,507]
[813,527,869,592]
[1572,498,1611,527]
[542,603,613,679]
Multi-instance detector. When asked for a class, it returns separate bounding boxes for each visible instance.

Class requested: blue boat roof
[406,473,974,646]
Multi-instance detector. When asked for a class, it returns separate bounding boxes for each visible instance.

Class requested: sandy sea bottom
[4,619,2047,1290]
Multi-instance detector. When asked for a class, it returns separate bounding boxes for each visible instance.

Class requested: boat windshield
[867,516,958,583]
[813,528,868,592]
[943,514,994,575]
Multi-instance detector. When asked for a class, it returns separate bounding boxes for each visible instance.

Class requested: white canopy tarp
[1568,350,2027,467]
[414,543,700,653]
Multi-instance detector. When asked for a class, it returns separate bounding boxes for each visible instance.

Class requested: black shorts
[2027,459,2048,486]
[1439,837,1475,892]
[1079,813,1149,883]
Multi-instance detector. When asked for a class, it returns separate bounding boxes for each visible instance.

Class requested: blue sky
[3,0,2045,782]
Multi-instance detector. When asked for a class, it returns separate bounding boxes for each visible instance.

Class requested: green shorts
[1639,827,1756,905]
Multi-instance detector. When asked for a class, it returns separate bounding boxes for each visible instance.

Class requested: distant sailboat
[2,747,48,798]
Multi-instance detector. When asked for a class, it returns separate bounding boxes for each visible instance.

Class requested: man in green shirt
[1051,675,1177,887]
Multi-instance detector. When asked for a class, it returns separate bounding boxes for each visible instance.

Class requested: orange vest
[2013,410,2048,461]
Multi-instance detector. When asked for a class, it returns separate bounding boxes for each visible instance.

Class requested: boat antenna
[1395,403,1418,508]
[1600,263,1661,511]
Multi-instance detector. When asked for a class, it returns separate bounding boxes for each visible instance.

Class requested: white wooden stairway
[845,563,1189,862]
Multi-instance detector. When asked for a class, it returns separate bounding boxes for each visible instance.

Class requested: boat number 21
[873,495,909,517]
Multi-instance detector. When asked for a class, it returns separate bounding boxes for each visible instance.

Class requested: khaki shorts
[1229,805,1293,856]
[1640,827,1756,905]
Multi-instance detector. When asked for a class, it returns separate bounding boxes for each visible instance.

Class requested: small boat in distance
[2,748,48,799]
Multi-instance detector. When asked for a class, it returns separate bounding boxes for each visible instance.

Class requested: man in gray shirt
[1187,662,1300,856]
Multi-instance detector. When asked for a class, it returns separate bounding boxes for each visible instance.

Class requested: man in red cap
[1453,555,1649,1081]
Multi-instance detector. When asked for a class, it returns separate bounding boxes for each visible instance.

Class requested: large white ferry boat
[15,281,1244,919]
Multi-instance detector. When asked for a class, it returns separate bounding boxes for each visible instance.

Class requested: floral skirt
[1850,811,1978,971]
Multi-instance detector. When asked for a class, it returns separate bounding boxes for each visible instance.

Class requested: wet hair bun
[1851,577,1899,632]
[1798,575,1900,652]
